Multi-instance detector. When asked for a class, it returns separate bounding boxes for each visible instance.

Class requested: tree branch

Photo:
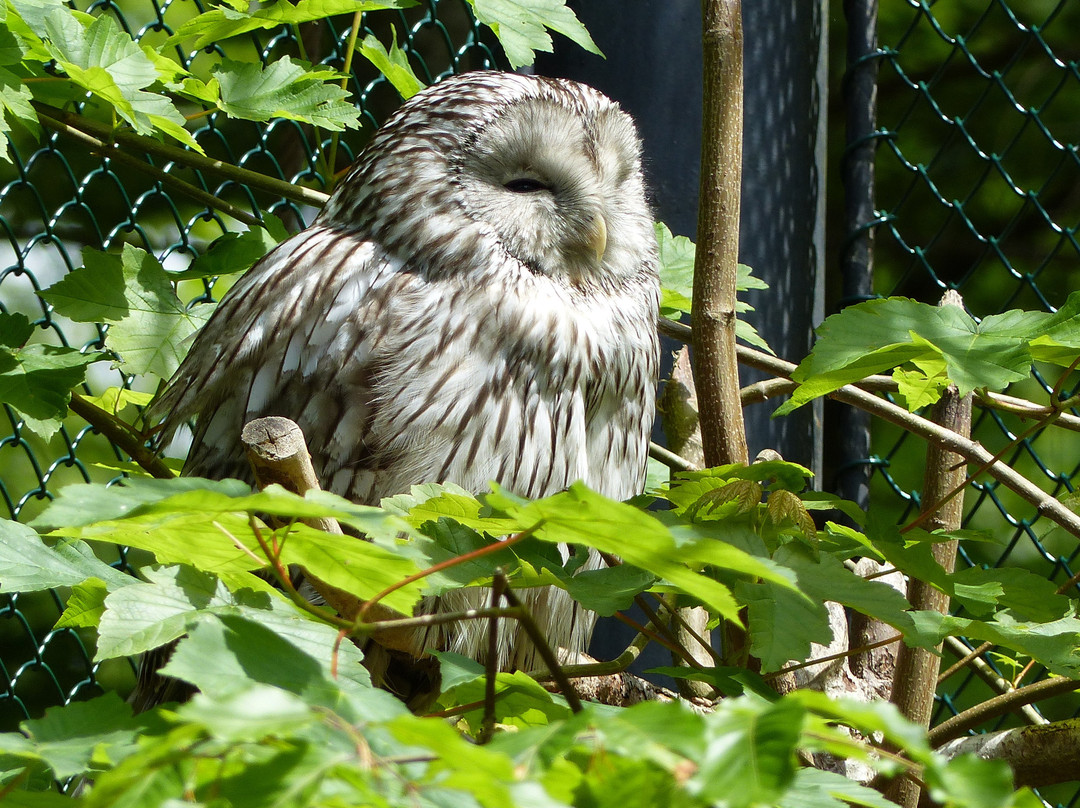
[35,108,264,229]
[33,103,330,210]
[69,394,174,479]
[935,717,1080,789]
[692,0,747,469]
[886,293,972,808]
[713,343,1080,540]
[929,676,1080,746]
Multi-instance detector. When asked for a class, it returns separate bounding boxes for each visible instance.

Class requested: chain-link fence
[841,1,1080,805]
[3,1,1080,801]
[0,0,502,730]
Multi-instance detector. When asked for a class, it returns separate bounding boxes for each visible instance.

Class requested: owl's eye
[504,177,550,194]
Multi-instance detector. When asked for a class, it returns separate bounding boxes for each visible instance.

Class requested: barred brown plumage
[155,70,659,673]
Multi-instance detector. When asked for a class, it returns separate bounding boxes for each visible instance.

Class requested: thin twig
[654,594,725,667]
[479,571,506,744]
[327,9,365,179]
[942,636,1047,727]
[69,393,175,479]
[356,528,534,623]
[35,109,264,228]
[649,441,700,472]
[928,676,1080,746]
[33,103,330,209]
[667,315,1080,432]
[726,347,1080,540]
[766,633,904,680]
[501,586,582,713]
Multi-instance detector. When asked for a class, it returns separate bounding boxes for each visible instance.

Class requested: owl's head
[323,71,656,292]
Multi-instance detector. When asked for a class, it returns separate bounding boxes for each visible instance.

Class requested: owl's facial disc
[455,93,643,287]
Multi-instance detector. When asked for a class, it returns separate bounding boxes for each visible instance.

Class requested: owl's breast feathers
[159,224,657,507]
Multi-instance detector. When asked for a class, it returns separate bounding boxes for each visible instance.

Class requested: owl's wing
[156,224,410,502]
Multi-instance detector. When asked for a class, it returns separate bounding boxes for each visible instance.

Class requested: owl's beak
[589,213,608,263]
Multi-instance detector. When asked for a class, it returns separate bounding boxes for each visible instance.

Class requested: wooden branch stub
[240,416,414,652]
[242,416,327,501]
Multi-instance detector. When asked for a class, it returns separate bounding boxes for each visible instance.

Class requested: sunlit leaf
[168,0,418,49]
[466,0,601,68]
[358,30,425,100]
[40,244,211,379]
[213,57,362,131]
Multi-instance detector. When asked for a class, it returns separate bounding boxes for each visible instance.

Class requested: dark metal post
[829,0,880,511]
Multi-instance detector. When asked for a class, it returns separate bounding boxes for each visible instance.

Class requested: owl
[156,70,660,673]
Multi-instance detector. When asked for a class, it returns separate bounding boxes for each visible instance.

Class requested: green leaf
[485,482,745,622]
[0,20,28,65]
[0,64,38,163]
[0,312,101,438]
[793,690,931,757]
[358,30,425,100]
[169,0,417,49]
[40,244,211,380]
[173,216,288,280]
[906,610,1080,677]
[434,668,571,733]
[387,713,520,805]
[466,0,601,68]
[99,565,374,699]
[892,365,949,410]
[280,523,425,615]
[777,543,915,635]
[96,565,253,660]
[178,684,317,745]
[561,563,655,616]
[690,696,804,805]
[164,612,394,719]
[655,221,772,352]
[55,577,110,628]
[81,386,155,417]
[778,297,1047,414]
[868,524,1069,621]
[31,476,252,531]
[38,478,425,614]
[0,518,133,593]
[212,57,361,131]
[433,650,485,692]
[777,768,898,808]
[655,221,696,318]
[736,544,916,672]
[41,9,199,150]
[20,692,143,780]
[738,578,833,672]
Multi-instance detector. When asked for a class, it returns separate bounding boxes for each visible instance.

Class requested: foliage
[0,472,1052,806]
[778,295,1080,414]
[1,0,1079,805]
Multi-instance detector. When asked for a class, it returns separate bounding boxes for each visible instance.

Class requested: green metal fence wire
[855,1,1080,804]
[3,0,1080,798]
[0,0,502,731]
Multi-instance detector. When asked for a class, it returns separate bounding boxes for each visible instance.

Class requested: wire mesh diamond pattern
[0,0,502,731]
